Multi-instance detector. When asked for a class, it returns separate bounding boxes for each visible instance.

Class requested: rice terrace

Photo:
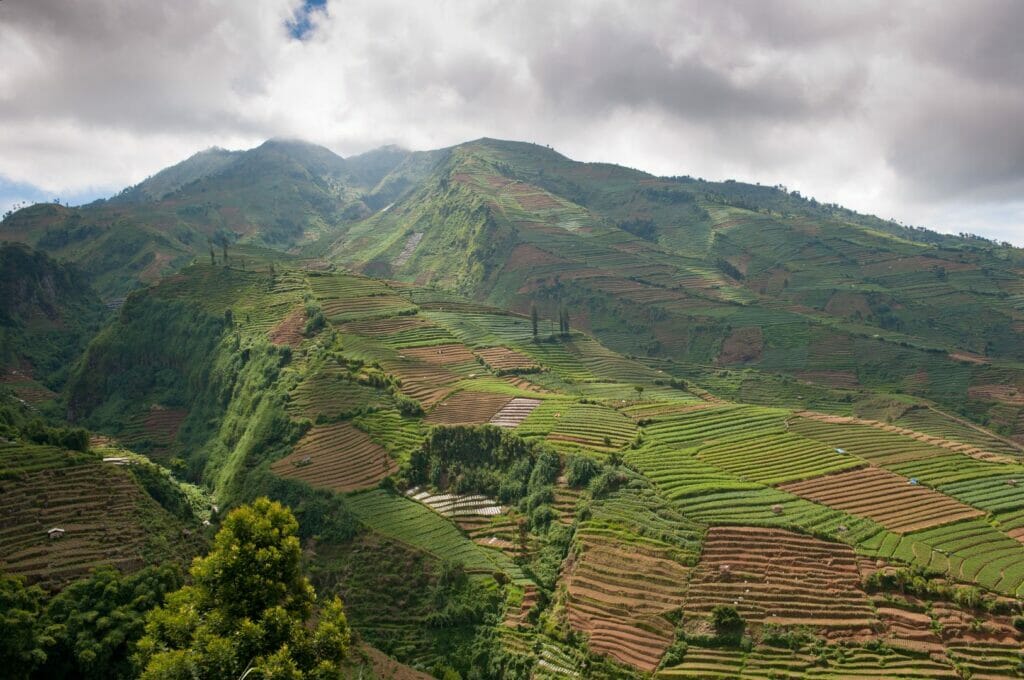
[3,5,1024,674]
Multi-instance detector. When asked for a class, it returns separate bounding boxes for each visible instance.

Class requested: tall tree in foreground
[530,304,539,341]
[134,498,350,679]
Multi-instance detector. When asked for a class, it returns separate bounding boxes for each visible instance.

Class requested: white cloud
[0,0,1021,244]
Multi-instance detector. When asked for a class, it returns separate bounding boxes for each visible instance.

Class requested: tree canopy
[134,497,351,679]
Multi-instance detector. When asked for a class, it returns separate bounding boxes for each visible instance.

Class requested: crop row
[889,453,1021,486]
[425,391,513,425]
[308,273,391,298]
[695,431,862,485]
[346,489,528,583]
[642,405,789,448]
[321,295,417,322]
[780,466,984,533]
[545,402,637,455]
[270,422,395,493]
[565,531,690,672]
[787,418,948,467]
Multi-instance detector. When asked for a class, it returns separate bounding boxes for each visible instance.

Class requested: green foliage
[393,392,424,416]
[134,498,351,679]
[129,463,195,522]
[39,565,183,680]
[19,418,89,452]
[407,425,548,503]
[565,454,601,488]
[0,573,51,680]
[711,605,745,642]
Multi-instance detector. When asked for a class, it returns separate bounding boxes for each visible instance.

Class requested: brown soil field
[0,461,198,590]
[565,531,690,672]
[969,384,1024,405]
[780,466,984,533]
[716,326,764,365]
[270,422,395,493]
[504,243,569,271]
[357,645,434,680]
[474,346,541,372]
[685,526,876,632]
[384,362,462,408]
[268,306,306,346]
[399,343,476,366]
[425,391,513,425]
[949,352,990,365]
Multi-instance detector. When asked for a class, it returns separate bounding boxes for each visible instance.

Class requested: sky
[1,1,1022,244]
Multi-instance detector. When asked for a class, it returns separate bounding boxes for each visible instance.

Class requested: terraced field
[346,490,528,583]
[695,431,863,485]
[0,444,198,589]
[684,526,877,631]
[545,402,636,457]
[565,531,690,672]
[425,390,512,425]
[270,422,396,493]
[780,467,985,533]
[287,364,391,420]
[473,346,541,372]
[489,397,542,428]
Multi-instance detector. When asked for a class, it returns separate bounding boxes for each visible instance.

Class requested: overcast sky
[1,0,1022,244]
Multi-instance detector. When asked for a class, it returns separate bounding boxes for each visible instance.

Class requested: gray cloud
[0,0,1021,243]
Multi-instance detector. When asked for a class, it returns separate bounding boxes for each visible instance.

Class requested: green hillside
[4,138,1024,677]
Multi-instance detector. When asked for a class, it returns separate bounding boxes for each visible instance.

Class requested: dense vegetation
[3,137,1024,678]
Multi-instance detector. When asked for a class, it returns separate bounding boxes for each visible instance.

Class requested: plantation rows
[473,346,541,372]
[685,526,876,630]
[695,432,862,485]
[270,422,395,493]
[0,457,193,589]
[642,404,789,448]
[346,490,529,584]
[340,314,458,348]
[425,391,513,425]
[287,364,391,420]
[780,466,984,533]
[545,402,637,457]
[308,272,391,299]
[657,644,962,678]
[487,395,544,428]
[565,531,690,672]
[787,418,951,467]
[320,294,417,322]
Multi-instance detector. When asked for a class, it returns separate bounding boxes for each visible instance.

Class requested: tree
[530,304,539,341]
[208,243,216,266]
[558,305,570,337]
[634,385,645,398]
[711,605,745,641]
[0,573,51,679]
[134,498,351,679]
[39,565,182,680]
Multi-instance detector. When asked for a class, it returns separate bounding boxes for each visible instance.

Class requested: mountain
[0,140,443,298]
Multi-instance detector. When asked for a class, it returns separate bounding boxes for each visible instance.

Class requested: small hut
[47,527,65,540]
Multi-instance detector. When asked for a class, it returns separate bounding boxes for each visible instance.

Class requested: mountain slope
[327,138,1024,441]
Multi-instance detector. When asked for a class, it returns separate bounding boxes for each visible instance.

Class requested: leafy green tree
[711,604,745,641]
[0,573,51,679]
[134,498,351,679]
[530,304,539,340]
[39,565,183,680]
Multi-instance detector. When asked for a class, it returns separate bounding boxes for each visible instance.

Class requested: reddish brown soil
[269,307,306,346]
[503,243,568,271]
[969,384,1024,405]
[780,466,983,533]
[270,422,395,493]
[474,346,540,372]
[717,326,764,365]
[425,391,512,425]
[685,526,876,634]
[565,531,690,672]
[400,343,476,366]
